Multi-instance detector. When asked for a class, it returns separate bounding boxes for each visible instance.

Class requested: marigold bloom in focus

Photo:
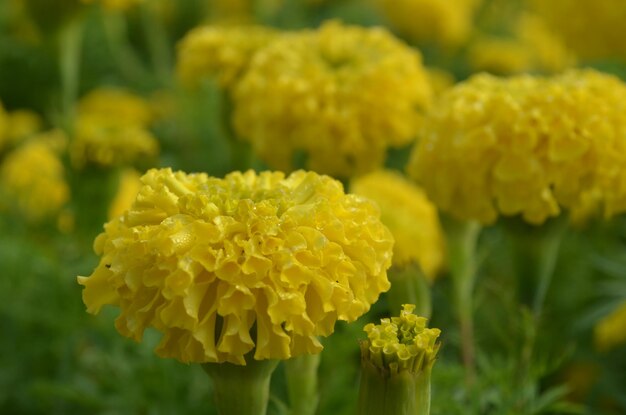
[234,21,432,178]
[594,301,626,351]
[351,170,444,281]
[70,88,159,168]
[0,134,70,221]
[408,69,626,225]
[376,0,481,47]
[176,25,277,89]
[78,168,393,364]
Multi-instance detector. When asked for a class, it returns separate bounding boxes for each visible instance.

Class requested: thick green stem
[357,361,432,415]
[506,215,568,317]
[58,18,83,132]
[442,216,481,386]
[284,354,320,415]
[387,264,432,318]
[203,359,279,415]
[141,2,172,83]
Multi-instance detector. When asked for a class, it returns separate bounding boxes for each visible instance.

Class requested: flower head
[376,0,481,47]
[5,109,43,145]
[351,170,444,280]
[176,25,277,89]
[78,168,393,364]
[408,69,626,225]
[233,20,432,178]
[70,88,159,168]
[594,301,626,351]
[361,304,440,374]
[0,132,70,221]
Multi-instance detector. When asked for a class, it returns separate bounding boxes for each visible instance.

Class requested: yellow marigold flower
[408,69,626,225]
[530,0,626,60]
[177,25,277,89]
[468,14,576,75]
[233,21,432,178]
[71,88,158,168]
[78,168,393,364]
[361,304,440,374]
[108,168,142,219]
[81,0,142,11]
[5,109,43,145]
[78,88,153,127]
[376,0,481,47]
[0,135,70,221]
[426,67,455,97]
[594,301,626,351]
[351,170,444,280]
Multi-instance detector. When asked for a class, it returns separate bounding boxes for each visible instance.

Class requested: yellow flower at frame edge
[70,88,159,168]
[0,131,70,221]
[233,20,432,178]
[376,0,482,48]
[78,168,394,365]
[407,69,626,226]
[594,301,626,351]
[351,170,444,281]
[176,25,277,89]
[530,0,626,61]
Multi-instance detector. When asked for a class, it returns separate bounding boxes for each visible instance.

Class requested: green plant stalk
[284,354,320,415]
[102,12,149,85]
[387,264,432,318]
[357,361,432,415]
[203,359,279,415]
[141,1,172,83]
[442,216,481,385]
[219,91,253,171]
[58,17,84,133]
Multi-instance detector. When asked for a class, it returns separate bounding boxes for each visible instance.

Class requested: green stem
[442,216,481,386]
[58,18,83,133]
[203,358,279,415]
[102,12,150,85]
[387,264,432,318]
[357,361,432,415]
[219,90,253,171]
[284,354,320,415]
[505,215,568,317]
[141,1,172,84]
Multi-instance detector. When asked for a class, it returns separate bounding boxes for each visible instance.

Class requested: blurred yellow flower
[70,88,159,168]
[408,69,626,225]
[594,301,626,351]
[468,13,576,75]
[234,21,432,178]
[108,168,142,219]
[0,134,70,221]
[376,0,481,47]
[78,168,393,364]
[5,109,43,145]
[177,25,277,89]
[531,0,626,60]
[351,170,444,280]
[82,0,143,11]
[426,67,456,97]
[361,304,440,372]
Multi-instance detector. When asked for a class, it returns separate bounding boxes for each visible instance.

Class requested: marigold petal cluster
[594,301,626,351]
[361,304,440,374]
[233,20,432,178]
[78,168,393,364]
[351,170,444,280]
[0,133,70,221]
[176,25,277,89]
[70,88,159,168]
[376,0,481,47]
[408,69,626,225]
[531,0,626,60]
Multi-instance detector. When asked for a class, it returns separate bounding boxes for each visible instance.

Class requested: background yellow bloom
[234,21,432,178]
